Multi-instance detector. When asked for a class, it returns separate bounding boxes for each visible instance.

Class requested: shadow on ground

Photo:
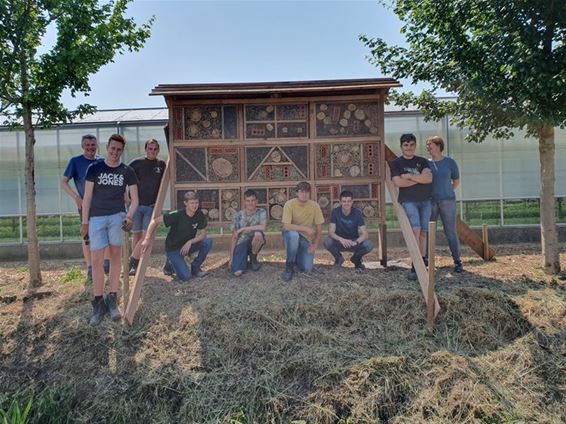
[1,250,565,423]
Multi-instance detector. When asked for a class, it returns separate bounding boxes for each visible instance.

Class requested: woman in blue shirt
[426,136,463,273]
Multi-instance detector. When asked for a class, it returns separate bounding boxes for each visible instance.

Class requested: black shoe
[282,264,294,282]
[408,264,417,281]
[128,257,139,276]
[89,297,107,326]
[192,268,208,278]
[103,259,110,275]
[250,254,261,271]
[104,292,121,322]
[353,261,366,273]
[333,256,345,269]
[454,261,463,273]
[163,261,174,276]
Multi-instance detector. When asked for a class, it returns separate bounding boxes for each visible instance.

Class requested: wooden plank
[379,222,387,267]
[384,143,496,261]
[121,231,130,311]
[482,224,490,260]
[456,218,496,260]
[427,221,437,324]
[385,170,440,317]
[125,159,170,325]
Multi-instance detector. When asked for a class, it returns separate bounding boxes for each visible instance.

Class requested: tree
[0,0,153,285]
[361,0,566,274]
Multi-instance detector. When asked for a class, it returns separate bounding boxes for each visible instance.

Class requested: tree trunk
[22,105,42,285]
[538,126,560,274]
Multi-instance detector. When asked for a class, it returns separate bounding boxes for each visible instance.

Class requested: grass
[61,266,86,285]
[0,246,565,423]
[0,397,32,424]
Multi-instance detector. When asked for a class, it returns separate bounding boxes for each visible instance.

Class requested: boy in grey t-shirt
[230,189,267,277]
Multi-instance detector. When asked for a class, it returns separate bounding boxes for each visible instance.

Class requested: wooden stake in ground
[482,224,490,261]
[427,221,437,325]
[125,160,170,325]
[385,168,440,318]
[121,231,130,310]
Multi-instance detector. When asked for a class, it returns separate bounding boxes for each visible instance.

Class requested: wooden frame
[124,79,401,325]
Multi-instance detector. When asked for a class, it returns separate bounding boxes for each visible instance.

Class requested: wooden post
[427,221,437,325]
[482,224,489,261]
[121,231,130,310]
[379,222,387,267]
[125,161,170,325]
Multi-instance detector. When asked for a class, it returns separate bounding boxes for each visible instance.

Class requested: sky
[61,0,421,111]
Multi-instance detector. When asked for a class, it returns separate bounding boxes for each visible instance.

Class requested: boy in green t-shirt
[142,191,212,281]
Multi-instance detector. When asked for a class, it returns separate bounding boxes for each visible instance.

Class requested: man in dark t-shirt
[323,190,374,272]
[142,191,212,281]
[81,134,139,326]
[389,133,432,279]
[127,138,166,275]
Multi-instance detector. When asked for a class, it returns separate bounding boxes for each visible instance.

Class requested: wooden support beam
[121,231,130,311]
[482,224,489,260]
[379,222,387,267]
[124,160,170,325]
[385,170,440,318]
[427,221,437,325]
[456,218,495,260]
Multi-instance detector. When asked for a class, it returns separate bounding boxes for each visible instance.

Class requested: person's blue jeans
[431,199,461,263]
[323,238,374,263]
[231,232,266,273]
[165,238,213,281]
[402,200,432,231]
[282,230,314,272]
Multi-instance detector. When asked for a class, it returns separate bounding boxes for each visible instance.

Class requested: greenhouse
[0,106,564,244]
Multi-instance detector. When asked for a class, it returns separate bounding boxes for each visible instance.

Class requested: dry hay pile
[0,246,565,423]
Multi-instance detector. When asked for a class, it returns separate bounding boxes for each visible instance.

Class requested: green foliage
[0,398,32,424]
[0,0,154,126]
[0,388,73,424]
[62,265,85,284]
[29,387,73,424]
[360,0,566,142]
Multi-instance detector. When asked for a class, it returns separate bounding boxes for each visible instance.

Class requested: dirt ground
[1,244,565,423]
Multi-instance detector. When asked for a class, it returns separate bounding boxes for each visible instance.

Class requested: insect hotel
[124,78,420,324]
[152,79,400,260]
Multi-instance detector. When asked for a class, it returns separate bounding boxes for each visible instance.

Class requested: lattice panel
[315,143,379,179]
[176,188,240,223]
[246,145,309,181]
[175,147,240,183]
[245,104,308,139]
[170,99,385,224]
[315,102,379,137]
[184,105,238,140]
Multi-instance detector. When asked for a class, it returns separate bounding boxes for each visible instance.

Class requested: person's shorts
[402,200,432,231]
[88,212,125,251]
[132,205,154,233]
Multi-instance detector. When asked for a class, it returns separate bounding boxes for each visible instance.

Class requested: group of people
[61,132,462,326]
[390,133,463,279]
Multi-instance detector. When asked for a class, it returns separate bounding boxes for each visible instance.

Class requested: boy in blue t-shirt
[323,190,374,272]
[60,134,103,281]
